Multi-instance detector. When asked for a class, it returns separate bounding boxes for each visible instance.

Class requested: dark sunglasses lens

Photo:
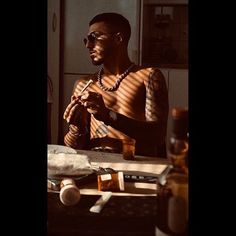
[88,34,96,42]
[84,33,98,45]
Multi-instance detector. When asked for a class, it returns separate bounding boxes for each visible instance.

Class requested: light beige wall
[63,0,141,74]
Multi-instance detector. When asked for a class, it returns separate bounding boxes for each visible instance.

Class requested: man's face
[84,22,116,65]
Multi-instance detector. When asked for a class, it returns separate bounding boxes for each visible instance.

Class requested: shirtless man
[63,12,169,157]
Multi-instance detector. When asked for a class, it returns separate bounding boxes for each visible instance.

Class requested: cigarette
[89,191,112,213]
[80,79,93,94]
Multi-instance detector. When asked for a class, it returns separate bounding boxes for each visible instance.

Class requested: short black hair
[89,12,131,43]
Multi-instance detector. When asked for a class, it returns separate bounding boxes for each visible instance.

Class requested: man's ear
[114,32,123,44]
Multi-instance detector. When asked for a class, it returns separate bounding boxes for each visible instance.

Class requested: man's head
[89,12,131,45]
[84,12,131,65]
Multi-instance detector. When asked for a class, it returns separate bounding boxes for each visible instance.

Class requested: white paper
[48,153,93,176]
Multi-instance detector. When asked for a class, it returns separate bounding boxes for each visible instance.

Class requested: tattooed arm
[104,69,169,140]
[103,68,169,156]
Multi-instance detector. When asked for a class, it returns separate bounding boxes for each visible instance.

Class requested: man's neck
[103,58,133,76]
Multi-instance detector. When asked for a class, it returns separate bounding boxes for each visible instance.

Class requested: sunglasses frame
[83,32,116,46]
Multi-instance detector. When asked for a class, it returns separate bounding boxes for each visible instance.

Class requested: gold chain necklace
[97,63,135,92]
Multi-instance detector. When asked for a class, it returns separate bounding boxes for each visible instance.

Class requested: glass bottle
[156,108,188,236]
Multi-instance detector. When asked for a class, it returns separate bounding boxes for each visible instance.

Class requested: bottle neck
[172,117,188,139]
[168,108,189,174]
[168,130,188,175]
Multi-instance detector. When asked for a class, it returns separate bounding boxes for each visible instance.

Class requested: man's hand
[80,91,109,122]
[63,95,87,126]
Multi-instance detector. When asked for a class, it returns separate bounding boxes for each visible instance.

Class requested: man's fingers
[84,101,99,110]
[71,95,81,102]
[71,95,76,101]
[70,103,79,115]
[63,99,80,120]
[81,91,101,102]
[66,104,79,123]
[64,103,79,122]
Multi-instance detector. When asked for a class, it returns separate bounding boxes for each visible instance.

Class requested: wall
[144,0,188,4]
[63,0,141,74]
[47,0,60,144]
[160,68,188,143]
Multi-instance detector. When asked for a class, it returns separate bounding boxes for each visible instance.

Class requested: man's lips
[89,51,96,56]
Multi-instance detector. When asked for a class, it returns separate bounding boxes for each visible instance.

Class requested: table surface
[48,192,158,236]
[48,148,169,236]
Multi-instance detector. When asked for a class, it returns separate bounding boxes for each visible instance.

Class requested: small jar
[122,139,136,160]
[59,178,81,206]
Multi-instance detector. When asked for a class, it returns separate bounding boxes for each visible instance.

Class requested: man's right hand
[63,95,87,126]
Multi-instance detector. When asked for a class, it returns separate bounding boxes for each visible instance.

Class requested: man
[63,12,169,157]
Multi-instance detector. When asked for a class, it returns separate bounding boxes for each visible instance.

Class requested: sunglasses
[83,32,114,46]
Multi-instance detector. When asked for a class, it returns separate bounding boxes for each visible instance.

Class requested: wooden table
[48,149,170,236]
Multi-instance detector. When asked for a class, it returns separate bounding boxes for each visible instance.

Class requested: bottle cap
[171,107,188,119]
[60,184,81,206]
[60,178,76,189]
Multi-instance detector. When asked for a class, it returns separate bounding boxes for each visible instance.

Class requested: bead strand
[97,63,135,92]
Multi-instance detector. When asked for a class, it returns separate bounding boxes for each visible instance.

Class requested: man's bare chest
[99,80,146,112]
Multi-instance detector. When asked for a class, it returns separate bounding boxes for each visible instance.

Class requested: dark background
[2,1,232,235]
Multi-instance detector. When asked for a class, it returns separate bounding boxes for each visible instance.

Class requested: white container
[59,178,81,206]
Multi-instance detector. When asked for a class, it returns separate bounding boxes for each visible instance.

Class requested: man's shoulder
[136,65,164,81]
[138,65,162,72]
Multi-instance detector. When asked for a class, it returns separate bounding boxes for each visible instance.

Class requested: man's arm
[104,68,169,143]
[104,111,166,141]
[64,79,91,149]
